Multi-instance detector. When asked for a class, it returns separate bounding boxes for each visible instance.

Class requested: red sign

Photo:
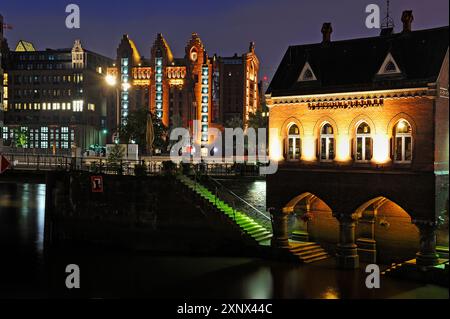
[91,176,104,193]
[0,155,11,174]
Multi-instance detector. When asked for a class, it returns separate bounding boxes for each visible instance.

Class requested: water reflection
[0,182,47,297]
[0,181,447,299]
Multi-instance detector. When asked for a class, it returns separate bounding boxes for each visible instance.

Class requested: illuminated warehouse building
[266,12,449,269]
[107,33,260,148]
[1,39,113,152]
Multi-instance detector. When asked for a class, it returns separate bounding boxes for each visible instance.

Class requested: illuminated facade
[108,33,259,148]
[1,39,113,152]
[267,14,449,269]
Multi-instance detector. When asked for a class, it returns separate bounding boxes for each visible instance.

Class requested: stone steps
[381,262,404,275]
[177,175,272,246]
[437,246,449,259]
[288,242,330,264]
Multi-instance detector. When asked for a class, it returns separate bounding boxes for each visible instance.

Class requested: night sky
[1,0,448,78]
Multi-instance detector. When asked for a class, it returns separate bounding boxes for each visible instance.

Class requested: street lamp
[105,75,120,143]
[105,74,117,86]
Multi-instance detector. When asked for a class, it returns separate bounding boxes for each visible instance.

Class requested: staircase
[177,175,273,246]
[288,241,330,263]
[381,262,404,276]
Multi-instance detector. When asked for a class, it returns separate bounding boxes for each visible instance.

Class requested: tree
[225,115,244,129]
[120,108,169,155]
[107,144,125,175]
[120,108,148,151]
[15,130,28,148]
[247,110,267,130]
[152,114,169,153]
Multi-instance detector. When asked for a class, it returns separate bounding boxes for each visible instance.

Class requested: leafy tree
[15,130,28,148]
[107,143,125,175]
[120,108,148,150]
[120,108,169,155]
[152,114,169,153]
[225,115,244,129]
[247,110,267,130]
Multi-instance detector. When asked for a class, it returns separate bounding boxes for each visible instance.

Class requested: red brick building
[266,12,449,269]
[107,33,259,152]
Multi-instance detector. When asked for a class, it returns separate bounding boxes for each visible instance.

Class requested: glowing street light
[105,74,117,86]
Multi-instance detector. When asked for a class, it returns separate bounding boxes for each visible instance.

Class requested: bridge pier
[413,219,439,268]
[335,213,360,269]
[270,208,290,249]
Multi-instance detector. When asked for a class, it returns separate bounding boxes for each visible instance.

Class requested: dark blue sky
[1,0,448,78]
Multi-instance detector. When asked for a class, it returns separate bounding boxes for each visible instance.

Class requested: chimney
[401,10,414,33]
[321,23,332,43]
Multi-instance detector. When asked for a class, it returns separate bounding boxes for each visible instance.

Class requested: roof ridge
[288,25,449,49]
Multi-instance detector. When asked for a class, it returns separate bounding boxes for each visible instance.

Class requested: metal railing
[1,153,165,175]
[189,167,271,230]
[1,153,268,178]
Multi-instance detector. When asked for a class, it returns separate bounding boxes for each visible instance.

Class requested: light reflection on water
[241,267,273,299]
[36,184,46,259]
[0,181,447,299]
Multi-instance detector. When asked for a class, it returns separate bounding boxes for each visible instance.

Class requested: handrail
[206,174,271,221]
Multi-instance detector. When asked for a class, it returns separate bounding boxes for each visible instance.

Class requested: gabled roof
[267,26,449,97]
[15,40,36,52]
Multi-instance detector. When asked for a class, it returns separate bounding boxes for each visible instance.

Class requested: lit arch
[347,114,377,136]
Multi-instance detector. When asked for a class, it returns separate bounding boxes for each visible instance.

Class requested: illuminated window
[61,127,69,149]
[155,57,164,119]
[40,127,48,149]
[73,100,84,112]
[2,127,8,140]
[287,124,300,161]
[320,123,335,161]
[394,120,412,163]
[355,122,372,162]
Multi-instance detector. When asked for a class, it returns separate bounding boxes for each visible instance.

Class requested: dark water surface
[0,182,447,299]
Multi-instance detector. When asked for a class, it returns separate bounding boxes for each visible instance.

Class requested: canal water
[0,181,447,299]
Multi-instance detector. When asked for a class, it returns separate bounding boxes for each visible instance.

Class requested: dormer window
[303,69,314,80]
[384,61,397,73]
[297,62,317,82]
[377,52,401,75]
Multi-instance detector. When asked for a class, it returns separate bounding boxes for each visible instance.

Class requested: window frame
[320,123,335,162]
[355,122,372,162]
[394,121,413,164]
[287,124,301,161]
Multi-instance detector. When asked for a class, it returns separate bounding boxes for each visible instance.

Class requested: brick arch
[313,116,339,136]
[386,112,418,136]
[347,114,377,136]
[351,195,414,220]
[280,117,304,138]
[282,191,334,214]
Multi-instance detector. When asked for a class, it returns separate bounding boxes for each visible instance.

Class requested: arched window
[394,120,412,163]
[355,122,372,161]
[287,124,300,160]
[320,123,335,161]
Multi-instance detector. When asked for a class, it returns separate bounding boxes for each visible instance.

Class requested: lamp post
[105,75,120,143]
